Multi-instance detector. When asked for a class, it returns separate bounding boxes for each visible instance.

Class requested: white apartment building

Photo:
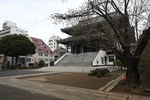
[48,35,66,51]
[0,20,28,39]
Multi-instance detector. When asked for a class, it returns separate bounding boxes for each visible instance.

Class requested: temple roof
[59,12,136,47]
[61,12,120,36]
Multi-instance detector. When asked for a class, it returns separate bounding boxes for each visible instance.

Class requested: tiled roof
[31,37,53,54]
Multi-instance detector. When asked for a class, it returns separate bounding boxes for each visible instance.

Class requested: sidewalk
[0,71,150,100]
[36,66,118,73]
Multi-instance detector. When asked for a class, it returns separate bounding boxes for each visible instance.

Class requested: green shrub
[89,69,98,76]
[104,73,112,77]
[113,60,123,67]
[38,60,45,67]
[50,61,54,66]
[89,68,110,78]
[113,60,126,70]
[97,72,103,78]
[9,65,17,69]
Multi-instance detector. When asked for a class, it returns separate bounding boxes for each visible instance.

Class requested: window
[41,45,46,48]
[38,58,43,61]
[49,43,53,45]
[27,58,31,62]
[49,40,52,42]
[109,56,115,62]
[49,59,53,61]
[101,57,104,64]
[44,54,48,56]
[44,59,48,62]
[35,40,38,42]
[38,53,43,56]
[39,41,44,44]
[49,54,53,57]
[43,50,47,53]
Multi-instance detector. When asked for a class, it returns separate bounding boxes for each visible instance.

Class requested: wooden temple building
[55,12,135,67]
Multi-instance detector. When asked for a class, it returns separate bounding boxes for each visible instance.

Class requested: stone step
[56,52,97,67]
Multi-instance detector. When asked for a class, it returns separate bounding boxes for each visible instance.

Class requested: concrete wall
[92,50,116,66]
[92,50,107,66]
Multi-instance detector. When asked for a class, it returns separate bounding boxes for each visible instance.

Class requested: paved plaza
[0,67,150,100]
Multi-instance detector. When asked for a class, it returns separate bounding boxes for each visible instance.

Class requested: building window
[44,54,48,56]
[38,58,43,61]
[38,53,43,56]
[44,59,48,62]
[42,50,47,53]
[49,54,53,57]
[109,56,115,62]
[49,40,52,42]
[35,40,38,42]
[27,58,31,62]
[39,41,44,44]
[41,45,46,48]
[49,59,53,61]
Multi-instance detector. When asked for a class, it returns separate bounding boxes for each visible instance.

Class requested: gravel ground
[23,72,122,90]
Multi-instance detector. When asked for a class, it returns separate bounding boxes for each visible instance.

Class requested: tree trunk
[15,56,18,66]
[12,56,14,65]
[124,57,141,85]
[126,64,141,85]
[117,53,141,85]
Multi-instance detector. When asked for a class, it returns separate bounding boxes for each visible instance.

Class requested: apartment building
[48,35,66,51]
[0,20,28,39]
[26,37,53,67]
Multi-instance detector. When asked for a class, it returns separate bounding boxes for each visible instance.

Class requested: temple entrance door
[76,45,80,54]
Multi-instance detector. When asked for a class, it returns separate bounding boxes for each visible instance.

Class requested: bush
[89,68,110,78]
[113,60,126,70]
[9,65,17,70]
[38,60,45,67]
[104,73,112,77]
[113,60,123,67]
[88,69,98,76]
[50,61,54,66]
[97,72,103,78]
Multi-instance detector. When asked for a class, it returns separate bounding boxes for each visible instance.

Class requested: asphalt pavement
[0,84,63,100]
[0,70,63,100]
[0,69,46,77]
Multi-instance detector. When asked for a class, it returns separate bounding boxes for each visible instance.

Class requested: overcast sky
[0,0,85,43]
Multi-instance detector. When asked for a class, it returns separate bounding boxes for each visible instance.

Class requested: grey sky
[0,0,85,43]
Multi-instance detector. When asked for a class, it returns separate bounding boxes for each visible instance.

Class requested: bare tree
[51,0,150,86]
[129,0,150,40]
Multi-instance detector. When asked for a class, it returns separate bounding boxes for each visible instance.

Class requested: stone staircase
[55,52,97,67]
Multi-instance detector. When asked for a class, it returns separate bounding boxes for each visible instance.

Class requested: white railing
[54,53,68,65]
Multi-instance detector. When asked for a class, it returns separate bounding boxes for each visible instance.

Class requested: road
[0,84,62,100]
[0,69,46,77]
[0,69,63,100]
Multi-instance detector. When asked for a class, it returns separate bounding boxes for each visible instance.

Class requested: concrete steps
[56,52,97,67]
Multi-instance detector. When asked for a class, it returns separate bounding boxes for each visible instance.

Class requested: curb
[98,74,124,91]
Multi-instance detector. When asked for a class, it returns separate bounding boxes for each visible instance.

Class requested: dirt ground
[23,72,122,90]
[111,80,150,97]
